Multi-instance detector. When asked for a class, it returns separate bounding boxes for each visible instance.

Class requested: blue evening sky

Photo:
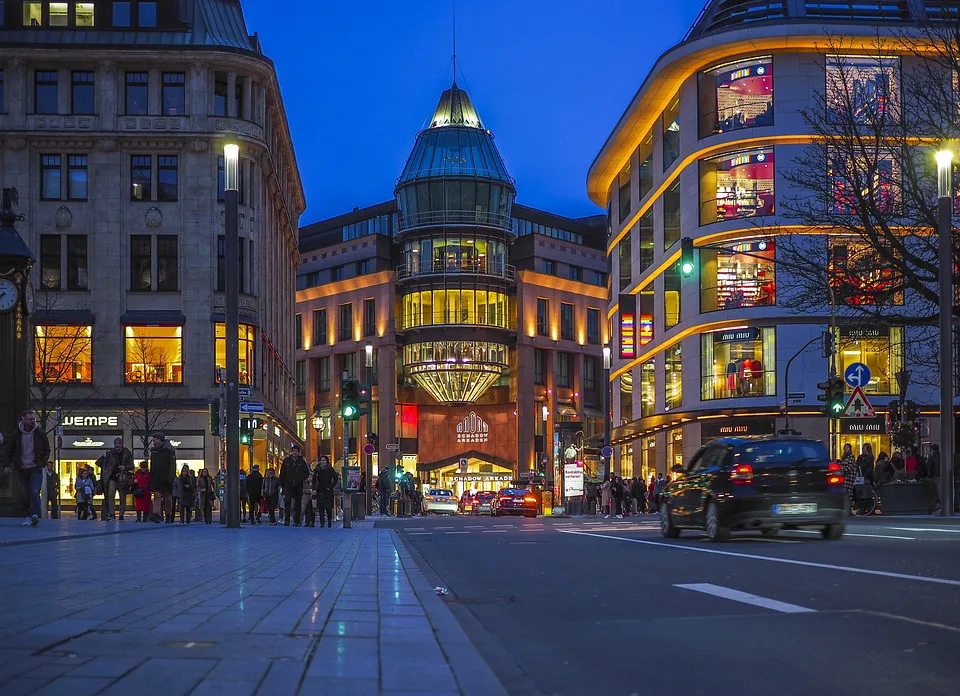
[242,1,707,224]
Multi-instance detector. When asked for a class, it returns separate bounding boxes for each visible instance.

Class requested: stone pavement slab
[0,519,506,696]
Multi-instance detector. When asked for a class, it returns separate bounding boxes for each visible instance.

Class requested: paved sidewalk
[0,520,506,696]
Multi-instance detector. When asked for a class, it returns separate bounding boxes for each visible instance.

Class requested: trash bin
[351,493,366,520]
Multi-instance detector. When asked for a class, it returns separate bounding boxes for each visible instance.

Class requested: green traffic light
[343,405,356,418]
[680,260,694,276]
[831,402,844,413]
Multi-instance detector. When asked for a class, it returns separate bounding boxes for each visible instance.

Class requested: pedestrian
[179,465,197,524]
[239,468,248,521]
[376,465,392,515]
[171,469,183,521]
[923,444,942,509]
[149,433,177,523]
[85,464,100,520]
[132,461,151,522]
[246,464,264,524]
[891,450,905,479]
[840,443,857,506]
[44,461,60,519]
[856,443,874,485]
[314,455,336,528]
[585,479,597,515]
[95,437,133,521]
[263,466,280,525]
[600,473,611,519]
[2,409,51,527]
[611,475,624,519]
[279,444,309,526]
[75,467,95,520]
[874,452,895,485]
[302,463,316,527]
[654,473,667,510]
[631,477,646,514]
[198,468,216,524]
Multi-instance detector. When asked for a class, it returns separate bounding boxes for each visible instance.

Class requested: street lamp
[364,343,374,515]
[223,142,241,529]
[936,149,954,517]
[602,345,612,477]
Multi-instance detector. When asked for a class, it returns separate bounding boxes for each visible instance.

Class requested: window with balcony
[125,71,148,115]
[313,308,327,346]
[162,72,185,115]
[34,325,93,383]
[664,262,681,328]
[663,98,681,170]
[700,56,773,137]
[829,238,903,306]
[663,181,681,250]
[835,326,903,395]
[400,290,510,330]
[639,359,655,417]
[363,298,376,337]
[665,342,682,410]
[701,148,774,224]
[560,303,574,341]
[618,161,631,224]
[701,327,775,400]
[214,323,255,386]
[700,240,776,312]
[124,324,183,383]
[338,303,353,342]
[556,352,571,388]
[35,70,58,114]
[826,55,900,126]
[71,71,94,114]
[587,308,600,345]
[536,298,549,336]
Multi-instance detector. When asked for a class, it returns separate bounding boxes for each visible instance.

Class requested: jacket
[600,481,611,506]
[197,474,216,503]
[149,442,177,489]
[4,423,51,471]
[97,447,133,483]
[172,476,183,499]
[179,473,197,505]
[75,476,95,502]
[279,455,310,490]
[246,470,264,500]
[262,474,279,498]
[313,466,337,505]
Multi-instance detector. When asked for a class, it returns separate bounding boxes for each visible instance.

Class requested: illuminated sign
[639,314,653,347]
[63,415,119,428]
[456,411,489,444]
[619,294,637,360]
[71,437,105,448]
[450,474,512,483]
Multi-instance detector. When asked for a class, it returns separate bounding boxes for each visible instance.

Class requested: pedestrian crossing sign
[842,385,875,418]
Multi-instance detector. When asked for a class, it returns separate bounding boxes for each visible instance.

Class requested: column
[99,61,117,130]
[241,76,253,121]
[227,72,237,118]
[7,60,26,129]
[516,345,536,473]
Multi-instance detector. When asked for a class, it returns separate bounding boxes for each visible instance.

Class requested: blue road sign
[844,362,871,388]
[601,446,614,458]
[239,401,264,414]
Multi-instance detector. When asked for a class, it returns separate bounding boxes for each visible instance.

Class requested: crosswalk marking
[675,583,815,614]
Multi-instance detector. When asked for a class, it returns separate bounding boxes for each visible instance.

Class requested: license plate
[479,504,490,510]
[514,498,525,502]
[773,503,817,515]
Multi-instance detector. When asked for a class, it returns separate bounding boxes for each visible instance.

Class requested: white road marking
[739,537,801,544]
[675,583,815,614]
[788,530,915,540]
[559,530,960,587]
[435,526,454,530]
[483,529,510,533]
[408,532,433,536]
[465,525,484,529]
[446,531,471,535]
[889,527,960,534]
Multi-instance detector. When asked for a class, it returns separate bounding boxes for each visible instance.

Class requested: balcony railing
[397,261,516,282]
[396,210,514,233]
[700,194,775,225]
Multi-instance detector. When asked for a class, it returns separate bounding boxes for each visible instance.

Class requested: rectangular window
[125,71,148,115]
[235,82,244,119]
[569,265,582,282]
[618,161,632,223]
[295,360,306,395]
[76,2,95,26]
[587,308,601,345]
[216,235,225,292]
[639,210,654,272]
[542,259,557,275]
[701,56,773,137]
[295,314,303,350]
[700,326,775,400]
[67,155,87,200]
[338,303,353,341]
[826,55,899,125]
[536,298,549,337]
[556,352,571,388]
[618,231,632,292]
[35,70,58,114]
[363,298,376,337]
[663,97,681,170]
[113,1,131,26]
[828,146,897,215]
[213,323,255,386]
[828,238,902,306]
[41,155,62,200]
[620,371,633,422]
[318,356,331,391]
[663,181,681,249]
[342,351,356,378]
[34,325,93,383]
[138,1,157,27]
[161,72,185,116]
[594,271,607,287]
[638,131,654,199]
[124,324,183,384]
[213,76,227,116]
[331,265,345,282]
[534,348,545,385]
[664,262,682,328]
[665,342,682,410]
[40,235,61,289]
[156,235,177,291]
[560,303,574,341]
[49,2,68,26]
[639,360,656,417]
[156,155,178,201]
[312,308,327,346]
[131,155,151,200]
[71,71,94,114]
[702,148,774,224]
[23,1,42,25]
[217,155,225,201]
[700,239,776,312]
[835,326,903,395]
[130,234,151,291]
[66,235,87,290]
[357,258,374,275]
[583,355,597,396]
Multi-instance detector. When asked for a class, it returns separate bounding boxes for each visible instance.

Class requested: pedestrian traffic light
[904,400,918,422]
[209,402,220,437]
[340,379,361,420]
[817,376,845,417]
[240,418,252,445]
[680,237,695,277]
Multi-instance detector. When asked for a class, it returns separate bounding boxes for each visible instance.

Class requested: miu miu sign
[456,412,489,444]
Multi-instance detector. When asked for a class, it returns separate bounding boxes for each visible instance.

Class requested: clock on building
[0,278,19,312]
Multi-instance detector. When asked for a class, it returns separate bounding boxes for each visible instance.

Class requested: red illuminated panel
[620,313,635,359]
[639,314,653,347]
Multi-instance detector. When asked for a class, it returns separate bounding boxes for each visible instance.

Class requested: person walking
[177,465,196,523]
[600,473,612,519]
[75,468,95,520]
[856,443,875,485]
[585,479,598,516]
[631,476,646,514]
[198,468,216,524]
[246,464,264,524]
[839,443,857,509]
[44,461,60,519]
[239,468,248,522]
[96,437,133,521]
[302,463,316,528]
[263,466,280,525]
[376,465,392,515]
[132,461,151,522]
[171,470,183,522]
[149,434,177,523]
[313,455,337,528]
[611,475,625,519]
[3,409,51,527]
[279,444,309,526]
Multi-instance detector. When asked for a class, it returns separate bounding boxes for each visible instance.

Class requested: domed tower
[395,82,517,404]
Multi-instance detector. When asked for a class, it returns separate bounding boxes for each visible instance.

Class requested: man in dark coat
[44,461,60,519]
[149,433,177,523]
[246,464,264,524]
[97,437,133,520]
[313,455,337,528]
[279,445,309,526]
[3,409,51,526]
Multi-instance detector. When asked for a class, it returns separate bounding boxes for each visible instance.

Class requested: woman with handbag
[132,461,152,523]
[198,468,216,524]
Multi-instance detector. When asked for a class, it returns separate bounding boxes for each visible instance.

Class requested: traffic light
[340,379,360,420]
[366,432,378,448]
[680,237,695,277]
[817,376,845,417]
[903,400,918,422]
[209,402,220,436]
[240,418,252,445]
[889,401,902,423]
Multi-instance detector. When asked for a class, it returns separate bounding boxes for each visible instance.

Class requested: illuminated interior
[835,327,903,394]
[701,327,775,400]
[700,239,776,312]
[703,148,775,223]
[402,236,507,276]
[402,341,509,404]
[214,323,256,385]
[34,325,93,383]
[828,147,897,215]
[826,56,899,125]
[124,325,183,383]
[829,238,902,306]
[400,289,510,330]
[704,56,773,134]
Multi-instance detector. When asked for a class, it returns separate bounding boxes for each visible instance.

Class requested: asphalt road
[377,513,960,696]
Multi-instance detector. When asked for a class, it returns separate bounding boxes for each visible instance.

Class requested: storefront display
[701,240,775,311]
[826,56,899,125]
[836,326,903,394]
[704,56,774,134]
[706,148,775,222]
[701,327,776,400]
[829,239,902,305]
[838,417,891,463]
[701,418,776,442]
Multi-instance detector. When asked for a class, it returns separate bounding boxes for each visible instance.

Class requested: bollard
[343,492,352,529]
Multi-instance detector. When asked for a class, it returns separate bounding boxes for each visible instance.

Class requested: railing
[396,262,516,282]
[396,210,514,233]
[396,313,515,332]
[700,195,775,225]
[701,369,776,401]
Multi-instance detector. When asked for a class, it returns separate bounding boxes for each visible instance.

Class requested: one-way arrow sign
[842,386,875,418]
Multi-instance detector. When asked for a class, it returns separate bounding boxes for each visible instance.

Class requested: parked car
[494,488,538,518]
[422,489,458,515]
[460,490,475,513]
[660,436,846,541]
[471,491,497,515]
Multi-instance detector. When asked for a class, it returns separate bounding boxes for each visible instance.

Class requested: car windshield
[428,489,453,497]
[739,441,828,468]
[500,489,527,496]
[476,492,496,501]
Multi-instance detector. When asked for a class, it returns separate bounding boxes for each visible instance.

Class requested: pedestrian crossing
[396,517,661,537]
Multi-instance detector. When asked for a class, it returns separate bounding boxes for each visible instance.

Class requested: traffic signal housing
[817,376,846,417]
[903,400,918,422]
[340,378,361,420]
[680,237,695,277]
[240,418,252,445]
[209,402,220,436]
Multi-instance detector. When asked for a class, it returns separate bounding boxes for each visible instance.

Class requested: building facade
[0,0,304,504]
[296,83,608,496]
[588,0,948,479]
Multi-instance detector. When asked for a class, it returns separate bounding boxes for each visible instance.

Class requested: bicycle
[850,482,878,516]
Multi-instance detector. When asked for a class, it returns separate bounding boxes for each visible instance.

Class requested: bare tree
[121,334,181,458]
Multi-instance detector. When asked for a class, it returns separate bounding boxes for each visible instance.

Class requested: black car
[660,436,846,541]
[494,488,538,518]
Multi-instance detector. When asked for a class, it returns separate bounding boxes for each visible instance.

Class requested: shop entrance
[417,452,514,498]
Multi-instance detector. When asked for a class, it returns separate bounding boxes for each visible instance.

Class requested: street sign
[601,446,613,458]
[787,391,806,402]
[238,386,252,398]
[239,402,264,414]
[843,386,875,418]
[362,443,375,455]
[844,362,871,388]
[459,457,468,471]
[385,443,400,451]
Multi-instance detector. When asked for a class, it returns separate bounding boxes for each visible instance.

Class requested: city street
[380,514,960,696]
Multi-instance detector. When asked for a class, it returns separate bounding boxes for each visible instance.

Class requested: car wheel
[704,501,729,542]
[761,528,779,537]
[659,503,680,538]
[822,523,844,540]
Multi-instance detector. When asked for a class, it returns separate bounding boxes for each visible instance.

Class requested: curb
[0,522,175,547]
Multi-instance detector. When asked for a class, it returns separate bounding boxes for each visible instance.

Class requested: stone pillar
[227,72,237,118]
[7,60,26,130]
[190,63,207,130]
[99,61,117,130]
[148,68,160,115]
[516,345,536,473]
[241,76,253,121]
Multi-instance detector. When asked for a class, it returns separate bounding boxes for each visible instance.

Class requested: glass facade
[513,218,584,245]
[828,147,897,215]
[124,325,183,384]
[402,341,509,404]
[663,97,681,170]
[826,56,899,125]
[618,161,631,223]
[829,238,902,306]
[401,236,507,277]
[836,327,903,395]
[665,342,682,410]
[700,239,776,312]
[701,327,775,400]
[702,56,773,135]
[702,148,775,223]
[619,371,633,422]
[214,323,256,386]
[664,262,681,329]
[34,325,93,383]
[639,359,656,418]
[400,289,510,330]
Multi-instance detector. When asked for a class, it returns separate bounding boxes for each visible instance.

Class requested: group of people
[586,472,670,519]
[838,442,960,508]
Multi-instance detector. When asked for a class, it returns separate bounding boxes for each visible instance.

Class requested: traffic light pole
[782,335,821,432]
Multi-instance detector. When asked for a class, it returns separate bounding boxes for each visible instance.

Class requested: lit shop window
[826,56,899,125]
[828,239,903,306]
[835,327,903,395]
[619,370,633,423]
[34,325,93,383]
[666,428,683,474]
[214,323,256,386]
[701,327,775,400]
[399,289,510,329]
[639,359,656,418]
[700,56,773,137]
[700,240,775,312]
[701,148,774,224]
[664,342,682,411]
[402,236,506,277]
[828,147,898,215]
[124,325,183,384]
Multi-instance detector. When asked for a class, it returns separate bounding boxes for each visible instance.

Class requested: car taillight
[524,496,537,503]
[729,464,753,485]
[827,462,844,486]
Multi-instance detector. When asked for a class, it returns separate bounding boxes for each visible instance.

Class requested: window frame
[161,71,185,116]
[338,303,353,342]
[34,323,94,384]
[587,308,601,345]
[156,234,178,292]
[556,352,571,388]
[67,154,88,201]
[130,154,152,201]
[40,234,62,289]
[536,298,549,337]
[363,298,376,338]
[157,155,178,202]
[124,70,148,116]
[129,234,152,291]
[34,69,59,115]
[123,324,184,384]
[40,154,62,200]
[560,302,574,341]
[313,308,327,346]
[70,69,95,115]
[65,234,88,290]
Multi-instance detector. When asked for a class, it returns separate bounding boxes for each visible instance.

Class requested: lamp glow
[224,143,240,192]
[937,150,953,199]
[602,345,611,370]
[365,343,374,368]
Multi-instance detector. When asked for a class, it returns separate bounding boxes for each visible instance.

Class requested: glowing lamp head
[936,149,954,199]
[223,143,240,192]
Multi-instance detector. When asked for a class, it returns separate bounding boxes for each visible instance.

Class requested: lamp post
[936,149,955,517]
[223,143,241,529]
[602,345,612,477]
[311,409,325,460]
[364,343,374,515]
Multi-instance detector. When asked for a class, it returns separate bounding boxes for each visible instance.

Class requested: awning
[120,310,185,326]
[32,309,95,325]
